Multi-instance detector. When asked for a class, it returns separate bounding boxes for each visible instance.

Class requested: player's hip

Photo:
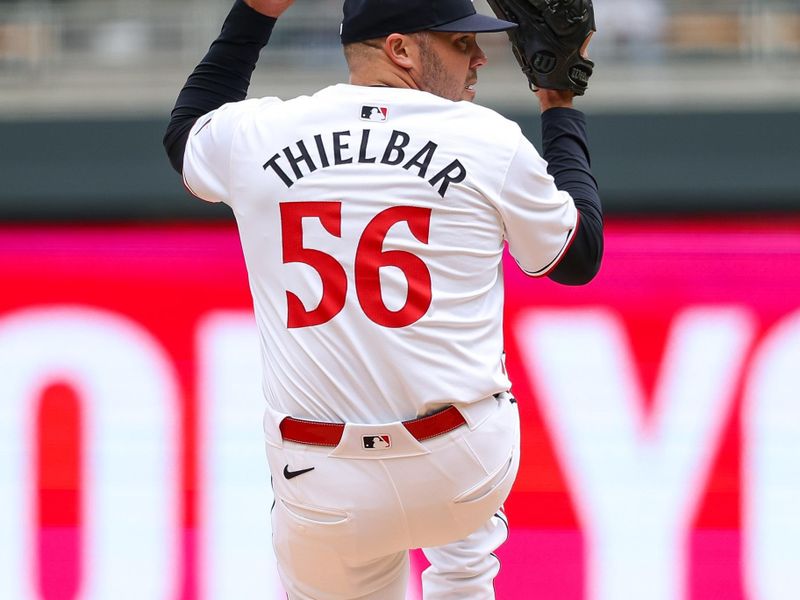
[263,393,520,556]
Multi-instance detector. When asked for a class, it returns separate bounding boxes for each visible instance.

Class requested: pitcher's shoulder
[451,101,523,145]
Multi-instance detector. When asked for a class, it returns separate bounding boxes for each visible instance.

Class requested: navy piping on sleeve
[540,107,604,285]
[163,0,276,174]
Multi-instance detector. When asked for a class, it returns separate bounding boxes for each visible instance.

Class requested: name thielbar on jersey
[262,129,467,198]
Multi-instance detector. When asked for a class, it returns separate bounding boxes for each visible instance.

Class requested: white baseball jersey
[184,83,577,423]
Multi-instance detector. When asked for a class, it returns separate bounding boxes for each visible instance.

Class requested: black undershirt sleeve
[163,0,276,174]
[540,107,604,285]
[164,2,603,286]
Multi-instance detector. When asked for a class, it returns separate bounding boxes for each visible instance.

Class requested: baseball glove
[486,0,596,95]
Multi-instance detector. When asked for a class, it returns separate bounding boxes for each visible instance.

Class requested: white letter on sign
[198,311,283,599]
[744,309,800,600]
[0,306,180,599]
[516,307,755,600]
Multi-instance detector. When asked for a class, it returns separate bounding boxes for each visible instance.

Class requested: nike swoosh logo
[283,465,315,480]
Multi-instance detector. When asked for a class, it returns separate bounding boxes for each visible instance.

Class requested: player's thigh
[273,498,409,600]
[434,396,520,538]
[389,396,520,548]
[421,511,510,600]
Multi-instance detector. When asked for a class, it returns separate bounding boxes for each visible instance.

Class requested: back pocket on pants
[452,450,516,505]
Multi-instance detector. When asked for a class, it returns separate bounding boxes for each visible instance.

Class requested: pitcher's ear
[384,33,416,70]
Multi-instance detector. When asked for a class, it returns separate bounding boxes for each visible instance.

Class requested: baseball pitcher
[164,0,602,598]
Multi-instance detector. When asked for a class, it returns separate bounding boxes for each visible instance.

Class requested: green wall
[1,110,797,220]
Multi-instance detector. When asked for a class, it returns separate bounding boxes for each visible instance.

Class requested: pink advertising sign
[1,218,798,599]
[497,218,800,600]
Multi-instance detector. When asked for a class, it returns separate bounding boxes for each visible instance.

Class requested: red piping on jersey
[279,405,468,447]
[522,210,581,278]
[181,170,218,204]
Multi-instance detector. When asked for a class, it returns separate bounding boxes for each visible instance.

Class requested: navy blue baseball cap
[340,0,517,44]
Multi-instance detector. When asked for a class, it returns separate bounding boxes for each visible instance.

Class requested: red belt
[279,405,467,447]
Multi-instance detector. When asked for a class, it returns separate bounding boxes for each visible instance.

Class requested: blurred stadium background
[1,1,799,599]
[1,0,799,216]
[1,0,800,114]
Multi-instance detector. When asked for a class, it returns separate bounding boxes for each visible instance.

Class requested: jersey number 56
[280,201,433,329]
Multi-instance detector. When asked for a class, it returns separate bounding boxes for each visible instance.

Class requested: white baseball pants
[262,393,520,599]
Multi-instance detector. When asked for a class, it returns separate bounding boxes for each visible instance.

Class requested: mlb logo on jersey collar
[361,105,388,122]
[363,434,392,449]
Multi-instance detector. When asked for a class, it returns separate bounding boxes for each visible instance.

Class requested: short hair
[342,31,431,70]
[342,37,385,70]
